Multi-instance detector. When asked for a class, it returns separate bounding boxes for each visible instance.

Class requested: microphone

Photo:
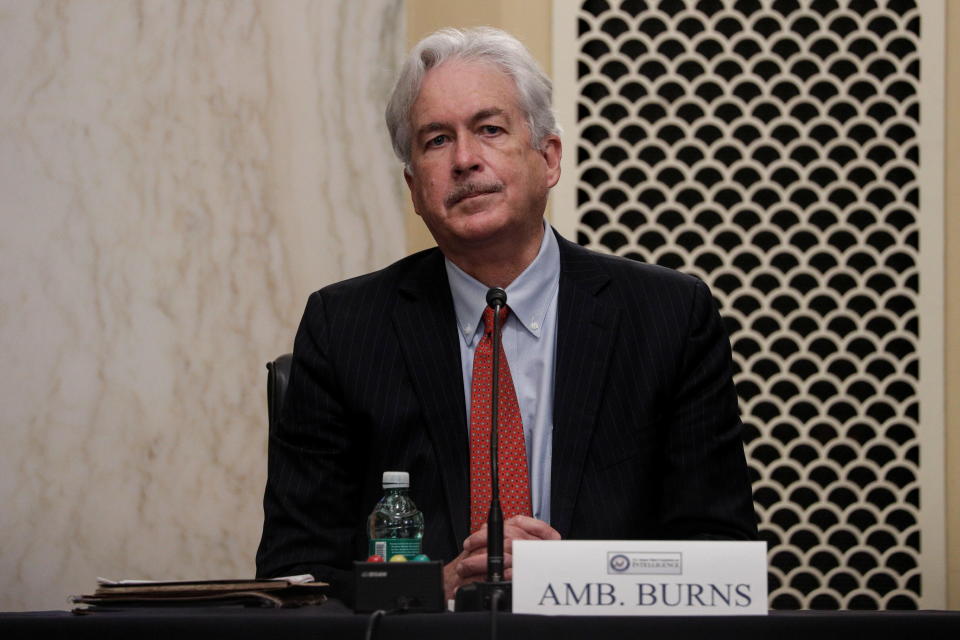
[484,288,506,585]
[455,287,512,612]
[486,287,507,309]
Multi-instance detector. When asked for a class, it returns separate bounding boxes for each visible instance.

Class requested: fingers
[461,525,487,554]
[456,552,487,578]
[444,544,524,601]
[444,549,488,601]
[462,517,561,553]
[465,536,530,555]
[456,551,513,578]
[442,554,461,600]
[505,515,562,540]
[447,517,560,598]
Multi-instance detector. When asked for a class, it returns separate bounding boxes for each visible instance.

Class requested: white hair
[385,27,561,170]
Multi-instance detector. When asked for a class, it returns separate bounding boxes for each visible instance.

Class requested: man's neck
[443,223,546,288]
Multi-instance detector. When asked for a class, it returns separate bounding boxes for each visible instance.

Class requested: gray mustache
[445,182,504,208]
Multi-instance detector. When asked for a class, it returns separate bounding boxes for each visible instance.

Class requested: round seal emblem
[609,553,630,572]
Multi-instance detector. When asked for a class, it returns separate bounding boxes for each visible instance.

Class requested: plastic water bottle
[367,471,425,559]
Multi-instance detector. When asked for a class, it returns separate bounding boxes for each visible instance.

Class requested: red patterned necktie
[469,306,531,534]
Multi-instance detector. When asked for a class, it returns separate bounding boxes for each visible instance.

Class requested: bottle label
[369,538,421,559]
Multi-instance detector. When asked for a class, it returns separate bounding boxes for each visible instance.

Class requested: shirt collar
[445,221,561,342]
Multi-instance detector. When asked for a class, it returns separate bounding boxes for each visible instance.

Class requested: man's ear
[403,168,421,217]
[541,135,562,189]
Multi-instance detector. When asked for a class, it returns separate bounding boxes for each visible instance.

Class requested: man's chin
[448,215,532,251]
[451,192,497,214]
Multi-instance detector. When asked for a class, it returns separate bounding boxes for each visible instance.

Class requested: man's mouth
[445,182,504,208]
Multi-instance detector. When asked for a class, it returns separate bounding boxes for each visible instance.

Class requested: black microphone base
[453,581,512,612]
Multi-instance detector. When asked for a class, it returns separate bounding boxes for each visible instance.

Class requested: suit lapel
[392,250,471,547]
[551,235,619,538]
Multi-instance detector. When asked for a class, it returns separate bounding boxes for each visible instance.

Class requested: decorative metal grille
[573,0,923,609]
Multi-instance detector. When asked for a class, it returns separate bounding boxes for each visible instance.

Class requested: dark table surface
[3,602,959,640]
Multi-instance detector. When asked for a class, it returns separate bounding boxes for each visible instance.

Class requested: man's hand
[442,516,561,600]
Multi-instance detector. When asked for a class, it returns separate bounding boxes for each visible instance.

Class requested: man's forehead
[410,59,522,125]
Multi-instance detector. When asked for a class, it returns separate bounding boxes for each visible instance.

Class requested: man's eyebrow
[415,108,508,139]
[471,108,506,123]
[416,122,446,138]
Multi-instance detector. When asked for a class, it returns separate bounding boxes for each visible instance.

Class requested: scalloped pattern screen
[573,0,922,609]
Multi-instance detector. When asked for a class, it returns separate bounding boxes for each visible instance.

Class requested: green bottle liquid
[367,471,424,559]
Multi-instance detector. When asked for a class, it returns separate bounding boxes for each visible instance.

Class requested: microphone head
[486,287,507,309]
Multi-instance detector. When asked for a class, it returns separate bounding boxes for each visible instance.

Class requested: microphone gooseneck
[485,287,506,584]
[454,288,513,612]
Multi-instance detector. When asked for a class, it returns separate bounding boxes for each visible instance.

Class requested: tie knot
[482,305,510,336]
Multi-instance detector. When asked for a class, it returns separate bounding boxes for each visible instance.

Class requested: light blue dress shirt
[444,222,560,524]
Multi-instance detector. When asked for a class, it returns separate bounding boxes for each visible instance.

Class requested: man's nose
[452,136,482,175]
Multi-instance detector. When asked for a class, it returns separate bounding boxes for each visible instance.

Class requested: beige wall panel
[946,0,960,611]
[0,0,405,611]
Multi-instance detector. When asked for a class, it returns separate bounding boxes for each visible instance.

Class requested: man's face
[404,59,561,256]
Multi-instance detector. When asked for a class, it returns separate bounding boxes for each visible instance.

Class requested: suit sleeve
[255,291,364,597]
[659,278,758,541]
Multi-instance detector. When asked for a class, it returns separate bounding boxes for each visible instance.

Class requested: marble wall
[0,0,406,611]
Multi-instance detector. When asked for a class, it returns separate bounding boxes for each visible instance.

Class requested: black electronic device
[353,561,444,613]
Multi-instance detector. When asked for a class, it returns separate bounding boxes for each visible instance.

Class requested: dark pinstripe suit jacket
[256,230,757,596]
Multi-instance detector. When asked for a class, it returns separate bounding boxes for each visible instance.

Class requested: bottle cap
[382,471,409,488]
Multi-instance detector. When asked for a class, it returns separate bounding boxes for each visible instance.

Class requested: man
[256,27,756,601]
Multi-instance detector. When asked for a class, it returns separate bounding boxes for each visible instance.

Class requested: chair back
[266,353,293,433]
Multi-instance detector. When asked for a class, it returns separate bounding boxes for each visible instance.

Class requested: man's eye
[428,135,447,147]
[481,125,502,135]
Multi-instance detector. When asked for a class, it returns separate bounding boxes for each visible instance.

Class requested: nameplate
[512,540,767,615]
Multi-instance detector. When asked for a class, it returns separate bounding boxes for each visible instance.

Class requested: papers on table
[72,575,328,612]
